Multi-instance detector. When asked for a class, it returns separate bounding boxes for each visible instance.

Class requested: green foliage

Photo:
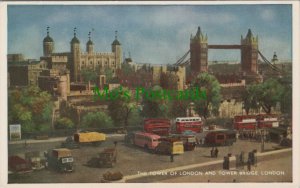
[107,87,135,127]
[168,100,190,118]
[242,84,260,115]
[81,68,97,83]
[243,78,286,114]
[121,63,135,76]
[104,68,114,83]
[8,86,54,133]
[192,73,221,119]
[258,78,284,114]
[55,117,75,129]
[278,74,292,115]
[140,85,168,118]
[81,111,113,129]
[128,107,143,127]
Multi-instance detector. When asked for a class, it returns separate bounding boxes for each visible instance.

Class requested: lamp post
[261,128,265,152]
[77,107,82,131]
[242,102,244,115]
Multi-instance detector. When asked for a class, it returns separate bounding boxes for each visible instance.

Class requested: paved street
[8,135,291,183]
[158,154,292,183]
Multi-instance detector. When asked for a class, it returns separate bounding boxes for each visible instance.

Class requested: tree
[242,84,260,115]
[81,111,113,129]
[257,78,284,114]
[168,100,190,118]
[278,74,292,115]
[8,86,54,133]
[107,86,135,128]
[192,73,221,119]
[81,68,98,83]
[160,72,178,90]
[121,63,135,76]
[104,68,114,83]
[140,85,168,118]
[55,117,75,129]
[128,107,143,127]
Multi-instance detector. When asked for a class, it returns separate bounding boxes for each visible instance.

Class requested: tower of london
[42,27,122,83]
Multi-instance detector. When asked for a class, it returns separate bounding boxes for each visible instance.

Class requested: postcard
[1,1,299,187]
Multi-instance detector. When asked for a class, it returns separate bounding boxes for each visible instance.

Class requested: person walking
[247,159,251,171]
[215,147,219,158]
[170,153,174,162]
[210,147,215,157]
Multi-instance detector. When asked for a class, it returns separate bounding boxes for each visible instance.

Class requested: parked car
[25,151,45,170]
[61,136,80,149]
[9,155,32,174]
[87,143,117,168]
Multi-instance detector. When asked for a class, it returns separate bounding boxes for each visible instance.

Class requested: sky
[7,4,292,64]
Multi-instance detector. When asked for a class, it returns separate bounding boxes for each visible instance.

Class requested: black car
[61,137,80,149]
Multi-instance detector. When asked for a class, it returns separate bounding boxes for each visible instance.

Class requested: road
[8,136,289,183]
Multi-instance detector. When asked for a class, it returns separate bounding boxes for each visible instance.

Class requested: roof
[246,29,253,38]
[8,60,41,66]
[135,131,161,139]
[43,35,54,43]
[71,36,80,44]
[87,39,93,45]
[112,39,121,45]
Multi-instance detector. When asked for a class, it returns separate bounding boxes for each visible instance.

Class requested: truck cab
[205,130,236,146]
[45,148,74,172]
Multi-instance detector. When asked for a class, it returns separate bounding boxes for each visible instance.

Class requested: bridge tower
[241,29,258,74]
[190,27,208,74]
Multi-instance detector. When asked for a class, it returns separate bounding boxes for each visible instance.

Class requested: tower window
[90,61,92,65]
[82,61,85,65]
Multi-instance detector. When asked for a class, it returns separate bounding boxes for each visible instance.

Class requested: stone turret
[111,31,122,70]
[241,29,258,74]
[190,26,208,74]
[70,27,81,82]
[86,31,94,54]
[43,26,54,57]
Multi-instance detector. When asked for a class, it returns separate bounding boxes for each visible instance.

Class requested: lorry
[74,131,106,146]
[204,130,237,146]
[87,143,117,168]
[45,148,74,172]
[170,134,197,151]
[155,138,184,155]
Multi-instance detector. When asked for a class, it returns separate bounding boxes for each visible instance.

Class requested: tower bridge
[189,27,258,74]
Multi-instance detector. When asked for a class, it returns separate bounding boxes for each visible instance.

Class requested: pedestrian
[240,151,245,165]
[215,147,219,158]
[210,147,215,158]
[170,153,174,162]
[247,159,251,171]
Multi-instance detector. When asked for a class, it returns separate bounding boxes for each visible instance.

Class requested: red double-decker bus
[234,115,257,130]
[144,119,171,136]
[175,117,203,133]
[257,114,279,128]
[234,114,279,130]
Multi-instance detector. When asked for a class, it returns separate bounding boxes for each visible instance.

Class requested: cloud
[260,9,276,21]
